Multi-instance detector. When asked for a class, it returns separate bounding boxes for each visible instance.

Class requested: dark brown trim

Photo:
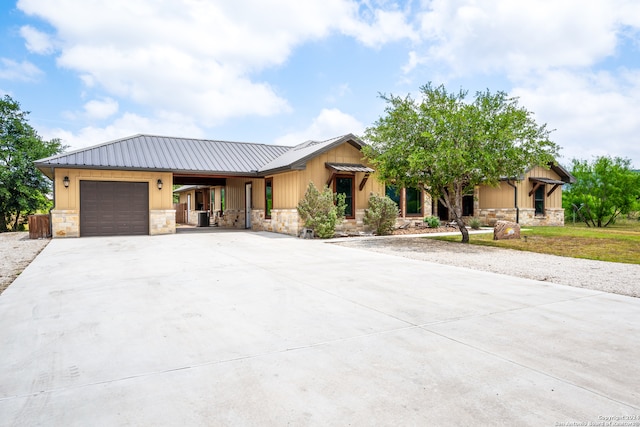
[333,174,355,219]
[359,173,370,191]
[404,187,424,217]
[547,183,561,197]
[265,177,273,219]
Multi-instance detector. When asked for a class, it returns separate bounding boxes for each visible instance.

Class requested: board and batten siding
[53,168,173,211]
[478,166,565,210]
[269,143,383,210]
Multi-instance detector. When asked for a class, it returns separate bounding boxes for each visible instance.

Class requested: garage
[80,181,149,237]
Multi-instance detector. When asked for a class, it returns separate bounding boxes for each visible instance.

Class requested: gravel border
[0,232,50,295]
[333,235,640,298]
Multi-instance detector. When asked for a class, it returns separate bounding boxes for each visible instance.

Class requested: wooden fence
[28,214,51,239]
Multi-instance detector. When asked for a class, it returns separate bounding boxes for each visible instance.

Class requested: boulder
[493,220,521,240]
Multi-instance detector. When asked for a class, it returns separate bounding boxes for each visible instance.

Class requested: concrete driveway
[1,231,638,426]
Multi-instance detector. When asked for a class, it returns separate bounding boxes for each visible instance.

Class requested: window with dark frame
[386,185,400,207]
[335,175,354,219]
[534,185,545,216]
[265,178,273,219]
[405,187,423,216]
[462,195,474,216]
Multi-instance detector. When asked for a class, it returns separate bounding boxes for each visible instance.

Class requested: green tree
[364,83,558,243]
[297,182,346,238]
[0,95,64,231]
[563,156,640,227]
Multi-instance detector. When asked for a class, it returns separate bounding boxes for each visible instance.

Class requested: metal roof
[257,134,366,174]
[326,162,374,173]
[36,133,368,179]
[36,134,291,178]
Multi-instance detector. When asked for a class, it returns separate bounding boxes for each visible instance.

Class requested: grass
[433,219,640,265]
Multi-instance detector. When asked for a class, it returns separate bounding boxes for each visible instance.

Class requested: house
[35,133,573,238]
[35,134,383,237]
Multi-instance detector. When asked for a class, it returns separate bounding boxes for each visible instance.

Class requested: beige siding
[518,166,564,209]
[53,168,173,211]
[224,178,246,210]
[479,166,565,210]
[252,178,265,210]
[479,182,515,209]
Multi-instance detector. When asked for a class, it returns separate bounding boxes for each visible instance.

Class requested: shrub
[468,217,481,230]
[424,215,441,228]
[297,182,346,238]
[364,194,398,235]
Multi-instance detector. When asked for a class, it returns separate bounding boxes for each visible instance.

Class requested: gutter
[505,179,519,223]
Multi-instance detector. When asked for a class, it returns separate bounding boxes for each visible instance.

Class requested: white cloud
[414,0,637,77]
[41,112,205,150]
[16,0,417,128]
[0,58,43,81]
[275,108,364,146]
[83,98,119,120]
[512,69,640,167]
[19,25,56,54]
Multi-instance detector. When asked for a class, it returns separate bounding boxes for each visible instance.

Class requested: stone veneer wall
[218,209,245,229]
[335,209,366,235]
[51,209,79,238]
[476,208,565,226]
[150,210,176,235]
[252,209,300,235]
[252,208,371,237]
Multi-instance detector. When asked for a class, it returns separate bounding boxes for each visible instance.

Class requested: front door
[245,182,252,229]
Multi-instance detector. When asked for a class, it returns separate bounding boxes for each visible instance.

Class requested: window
[210,189,215,211]
[265,178,273,219]
[462,195,474,216]
[335,176,354,218]
[220,188,225,213]
[405,187,423,216]
[534,185,545,216]
[386,186,400,207]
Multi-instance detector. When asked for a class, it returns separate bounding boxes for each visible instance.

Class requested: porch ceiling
[172,175,227,186]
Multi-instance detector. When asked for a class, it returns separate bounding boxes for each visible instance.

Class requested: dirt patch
[0,232,50,295]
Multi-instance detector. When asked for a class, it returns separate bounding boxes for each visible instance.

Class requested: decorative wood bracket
[528,182,541,197]
[359,173,370,191]
[547,183,560,197]
[326,171,336,187]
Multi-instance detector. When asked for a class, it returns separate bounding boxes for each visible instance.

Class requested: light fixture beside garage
[63,176,70,188]
[157,179,163,190]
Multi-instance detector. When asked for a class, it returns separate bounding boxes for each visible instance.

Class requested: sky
[1,0,639,168]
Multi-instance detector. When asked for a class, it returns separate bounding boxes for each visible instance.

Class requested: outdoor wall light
[63,176,70,188]
[157,179,163,190]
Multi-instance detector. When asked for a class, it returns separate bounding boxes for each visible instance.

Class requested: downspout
[49,167,55,237]
[505,179,519,224]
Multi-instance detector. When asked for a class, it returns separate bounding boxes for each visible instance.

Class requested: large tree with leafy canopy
[563,156,640,227]
[363,83,559,243]
[0,95,65,231]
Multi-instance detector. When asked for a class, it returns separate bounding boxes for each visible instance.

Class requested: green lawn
[433,220,640,264]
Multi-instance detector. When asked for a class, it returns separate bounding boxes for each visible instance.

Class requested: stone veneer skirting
[476,208,565,226]
[51,209,177,237]
[251,208,370,237]
[51,209,80,238]
[150,210,176,235]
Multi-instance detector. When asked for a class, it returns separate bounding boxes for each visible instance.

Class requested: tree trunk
[12,212,20,231]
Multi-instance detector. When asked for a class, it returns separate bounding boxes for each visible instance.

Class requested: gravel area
[0,232,50,295]
[334,234,640,298]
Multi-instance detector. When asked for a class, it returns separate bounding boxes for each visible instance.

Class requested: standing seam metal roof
[36,134,293,175]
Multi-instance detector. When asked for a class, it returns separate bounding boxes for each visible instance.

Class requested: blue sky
[1,0,639,168]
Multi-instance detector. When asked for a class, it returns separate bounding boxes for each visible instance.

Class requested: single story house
[35,133,574,238]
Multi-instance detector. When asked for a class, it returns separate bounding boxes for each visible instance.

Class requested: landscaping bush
[468,217,481,230]
[363,194,398,235]
[424,216,441,228]
[297,182,346,238]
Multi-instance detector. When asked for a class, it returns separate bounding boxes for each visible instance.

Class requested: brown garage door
[80,181,149,237]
